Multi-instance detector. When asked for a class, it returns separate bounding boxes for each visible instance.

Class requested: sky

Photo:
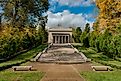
[46,0,99,29]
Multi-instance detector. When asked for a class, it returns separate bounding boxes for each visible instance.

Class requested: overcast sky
[46,0,98,29]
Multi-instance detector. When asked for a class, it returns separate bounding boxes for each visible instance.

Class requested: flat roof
[48,28,72,32]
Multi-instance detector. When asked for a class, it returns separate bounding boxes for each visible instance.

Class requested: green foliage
[0,44,47,71]
[0,0,49,63]
[84,23,90,33]
[89,31,97,48]
[89,26,121,58]
[0,27,46,60]
[38,27,48,43]
[76,47,121,69]
[72,27,82,43]
[80,32,90,47]
[76,27,82,35]
[1,0,49,28]
[80,23,90,47]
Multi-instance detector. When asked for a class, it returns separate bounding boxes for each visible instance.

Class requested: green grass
[81,71,121,81]
[11,45,47,61]
[76,47,121,69]
[73,45,121,81]
[0,44,47,80]
[91,61,103,66]
[0,71,44,81]
[0,44,47,70]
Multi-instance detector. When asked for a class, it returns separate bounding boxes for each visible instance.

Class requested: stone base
[91,66,112,71]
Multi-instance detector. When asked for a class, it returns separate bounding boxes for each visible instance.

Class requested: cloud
[46,10,94,30]
[49,0,95,7]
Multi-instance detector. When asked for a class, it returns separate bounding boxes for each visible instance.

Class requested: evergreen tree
[72,27,82,43]
[76,27,82,35]
[84,23,90,33]
[80,23,90,47]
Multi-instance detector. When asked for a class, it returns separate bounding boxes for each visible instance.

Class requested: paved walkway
[29,44,92,81]
[28,62,92,81]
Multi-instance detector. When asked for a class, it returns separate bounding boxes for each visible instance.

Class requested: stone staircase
[37,44,86,64]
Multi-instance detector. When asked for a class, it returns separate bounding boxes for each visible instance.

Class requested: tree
[0,14,2,30]
[37,26,48,43]
[0,0,49,29]
[89,31,98,48]
[72,27,82,43]
[80,23,90,47]
[84,23,90,33]
[76,27,82,35]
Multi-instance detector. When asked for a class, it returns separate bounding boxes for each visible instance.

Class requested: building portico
[48,28,72,44]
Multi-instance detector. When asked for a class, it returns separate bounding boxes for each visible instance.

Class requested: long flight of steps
[38,44,86,64]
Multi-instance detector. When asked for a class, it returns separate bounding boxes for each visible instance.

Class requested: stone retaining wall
[69,43,89,62]
[31,43,53,62]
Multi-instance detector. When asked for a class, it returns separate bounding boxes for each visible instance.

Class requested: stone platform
[37,44,86,64]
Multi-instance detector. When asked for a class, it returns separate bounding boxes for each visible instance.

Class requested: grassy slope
[0,44,47,70]
[74,45,121,81]
[0,71,44,81]
[79,47,121,68]
[0,44,47,81]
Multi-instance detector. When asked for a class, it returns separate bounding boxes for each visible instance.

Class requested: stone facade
[48,28,73,44]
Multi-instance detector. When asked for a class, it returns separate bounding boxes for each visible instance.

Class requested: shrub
[88,27,121,58]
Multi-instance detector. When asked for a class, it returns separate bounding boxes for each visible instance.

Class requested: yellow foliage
[94,0,121,32]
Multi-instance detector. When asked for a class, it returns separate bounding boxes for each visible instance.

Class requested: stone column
[65,36,67,43]
[63,36,65,43]
[54,36,56,43]
[68,35,69,43]
[64,36,66,43]
[63,36,64,43]
[58,36,60,44]
[60,36,62,44]
[55,36,57,44]
[54,36,55,43]
[57,36,58,44]
[62,36,63,44]
[53,36,54,43]
[66,36,68,43]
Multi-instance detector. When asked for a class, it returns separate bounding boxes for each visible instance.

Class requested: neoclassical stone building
[48,28,73,44]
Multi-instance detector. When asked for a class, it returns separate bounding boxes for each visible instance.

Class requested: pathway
[29,44,92,81]
[29,62,92,81]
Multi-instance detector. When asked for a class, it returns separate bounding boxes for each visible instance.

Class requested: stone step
[37,44,87,64]
[38,60,86,64]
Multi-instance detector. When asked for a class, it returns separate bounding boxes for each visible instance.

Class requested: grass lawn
[0,71,44,81]
[75,45,121,69]
[81,71,121,81]
[0,44,47,70]
[73,45,121,81]
[0,44,47,81]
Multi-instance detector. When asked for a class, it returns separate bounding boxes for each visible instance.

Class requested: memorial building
[48,28,73,44]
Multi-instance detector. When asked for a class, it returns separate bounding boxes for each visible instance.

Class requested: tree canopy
[0,0,49,28]
[72,27,82,43]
